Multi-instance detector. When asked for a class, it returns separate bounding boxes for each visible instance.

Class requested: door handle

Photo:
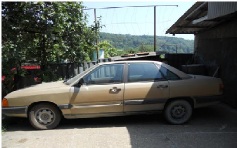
[109,87,121,93]
[157,85,168,89]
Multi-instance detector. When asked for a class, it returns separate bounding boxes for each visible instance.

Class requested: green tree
[2,2,98,80]
[98,40,118,58]
[1,2,100,96]
[137,44,154,52]
[2,2,98,64]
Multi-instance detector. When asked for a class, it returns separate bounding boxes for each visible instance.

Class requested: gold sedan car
[2,61,223,129]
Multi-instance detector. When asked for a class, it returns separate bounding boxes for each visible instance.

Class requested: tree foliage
[98,40,118,58]
[2,2,98,72]
[1,2,100,95]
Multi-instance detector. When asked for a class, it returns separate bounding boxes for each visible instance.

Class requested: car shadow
[2,113,166,132]
[3,103,236,132]
[3,103,237,148]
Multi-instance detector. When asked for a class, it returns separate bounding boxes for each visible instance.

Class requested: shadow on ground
[2,103,237,148]
[3,103,237,132]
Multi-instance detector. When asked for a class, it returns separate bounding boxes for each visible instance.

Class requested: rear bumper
[194,95,223,108]
[2,106,28,118]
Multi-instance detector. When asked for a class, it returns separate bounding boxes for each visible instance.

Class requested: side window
[84,64,124,85]
[160,66,180,80]
[128,63,164,82]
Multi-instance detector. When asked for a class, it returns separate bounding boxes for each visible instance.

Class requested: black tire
[29,103,61,130]
[164,100,192,125]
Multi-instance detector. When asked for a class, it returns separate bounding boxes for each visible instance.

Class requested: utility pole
[94,8,99,61]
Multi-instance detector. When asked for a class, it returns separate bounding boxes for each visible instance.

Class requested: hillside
[99,32,194,53]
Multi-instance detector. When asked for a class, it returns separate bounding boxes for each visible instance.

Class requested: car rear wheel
[164,100,192,124]
[29,103,61,130]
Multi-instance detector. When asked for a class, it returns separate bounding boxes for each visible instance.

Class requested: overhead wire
[158,6,179,52]
[83,4,178,35]
[110,8,115,34]
[124,7,129,34]
[83,5,178,10]
[83,4,179,51]
[144,7,150,35]
[133,7,137,35]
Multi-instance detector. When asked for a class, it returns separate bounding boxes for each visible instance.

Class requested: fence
[47,59,112,80]
[47,53,194,80]
[2,53,194,98]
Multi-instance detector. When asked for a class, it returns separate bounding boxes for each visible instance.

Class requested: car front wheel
[164,100,192,124]
[29,103,61,130]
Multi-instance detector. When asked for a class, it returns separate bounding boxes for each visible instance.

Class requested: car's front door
[70,63,125,117]
[124,62,169,112]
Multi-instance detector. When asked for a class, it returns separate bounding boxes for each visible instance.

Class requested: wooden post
[94,9,99,60]
[154,6,156,52]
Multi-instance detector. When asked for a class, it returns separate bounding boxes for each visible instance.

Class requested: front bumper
[2,106,28,118]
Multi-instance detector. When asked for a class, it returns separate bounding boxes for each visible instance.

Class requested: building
[166,2,237,107]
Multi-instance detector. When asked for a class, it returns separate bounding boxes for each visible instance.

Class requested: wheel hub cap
[36,109,54,125]
[171,106,186,119]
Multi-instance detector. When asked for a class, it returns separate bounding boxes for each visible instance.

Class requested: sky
[82,1,195,40]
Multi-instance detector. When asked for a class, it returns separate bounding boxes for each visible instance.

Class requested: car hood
[5,81,68,98]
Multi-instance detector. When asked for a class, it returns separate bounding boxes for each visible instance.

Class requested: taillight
[2,98,9,107]
[219,84,224,92]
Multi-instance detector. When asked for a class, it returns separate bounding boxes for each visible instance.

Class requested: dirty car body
[2,61,224,129]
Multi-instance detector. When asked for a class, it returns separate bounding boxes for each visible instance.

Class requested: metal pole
[94,9,99,60]
[154,6,156,52]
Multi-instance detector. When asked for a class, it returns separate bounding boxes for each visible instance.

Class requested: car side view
[2,61,223,130]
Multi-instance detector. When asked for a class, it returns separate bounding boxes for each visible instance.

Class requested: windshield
[64,64,97,85]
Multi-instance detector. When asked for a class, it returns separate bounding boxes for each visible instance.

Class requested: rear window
[128,63,165,82]
[160,66,180,80]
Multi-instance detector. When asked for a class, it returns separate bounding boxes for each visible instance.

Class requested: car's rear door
[70,63,125,116]
[124,62,169,112]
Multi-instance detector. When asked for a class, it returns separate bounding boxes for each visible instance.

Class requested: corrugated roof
[166,2,237,35]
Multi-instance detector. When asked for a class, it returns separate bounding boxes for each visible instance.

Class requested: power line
[83,5,178,10]
[84,4,179,53]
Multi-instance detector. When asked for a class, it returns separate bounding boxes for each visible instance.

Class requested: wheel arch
[27,101,63,118]
[165,97,195,109]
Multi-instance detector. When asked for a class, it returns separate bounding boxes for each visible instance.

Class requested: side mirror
[75,78,84,88]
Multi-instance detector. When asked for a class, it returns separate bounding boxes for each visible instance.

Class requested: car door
[70,63,125,116]
[124,62,169,112]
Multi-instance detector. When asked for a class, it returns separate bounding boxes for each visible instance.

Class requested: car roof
[98,60,162,65]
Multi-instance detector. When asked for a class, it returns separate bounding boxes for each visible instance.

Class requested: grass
[2,117,10,133]
[2,126,7,133]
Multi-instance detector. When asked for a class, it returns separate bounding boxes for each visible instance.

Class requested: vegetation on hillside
[99,32,194,54]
